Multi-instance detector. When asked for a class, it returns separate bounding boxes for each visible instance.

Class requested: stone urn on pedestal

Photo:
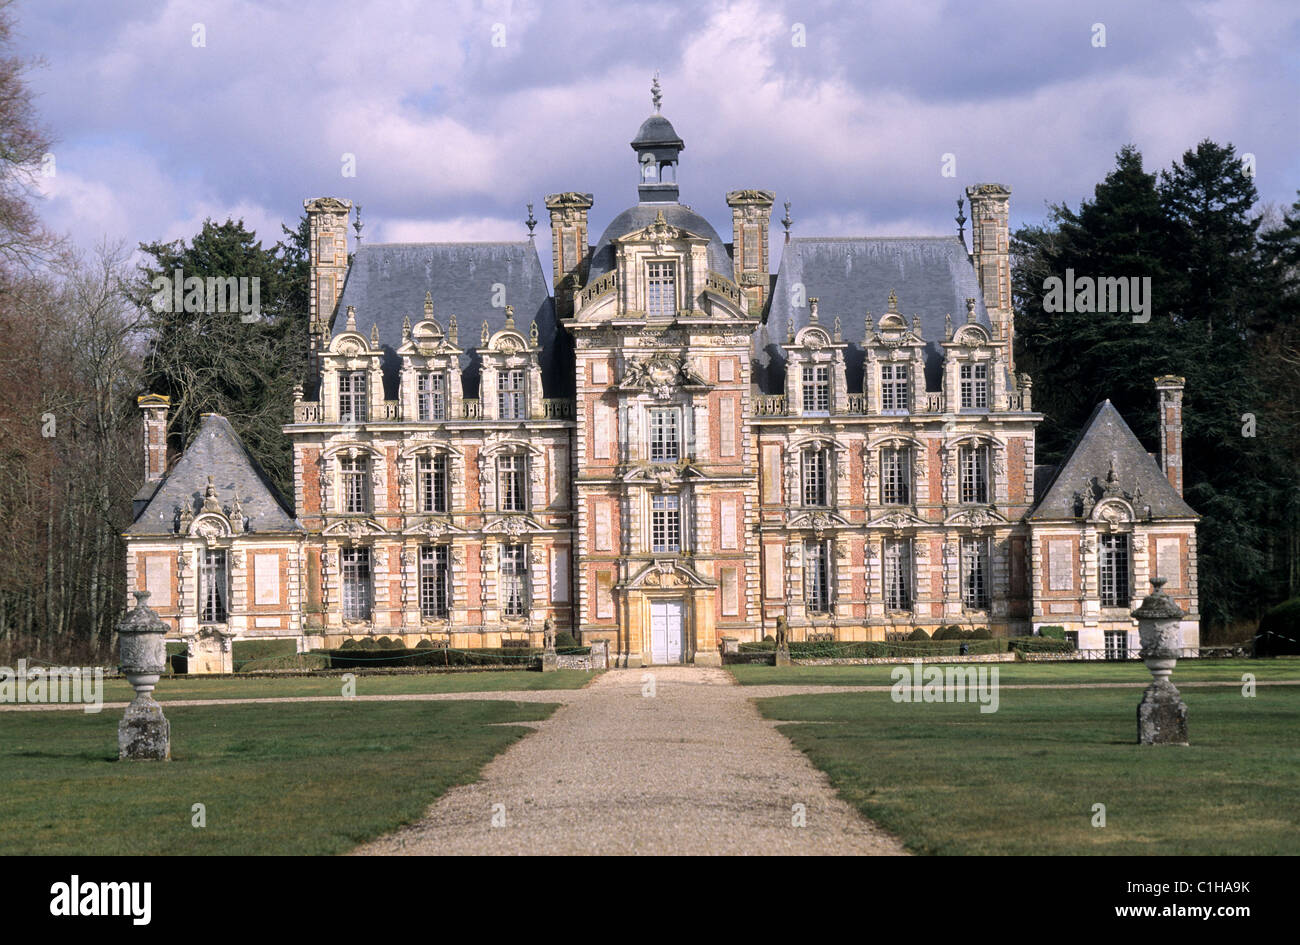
[117,591,171,760]
[1131,577,1188,746]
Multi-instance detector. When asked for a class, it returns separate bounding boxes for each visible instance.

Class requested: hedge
[790,639,1004,659]
[232,639,298,672]
[1008,637,1075,653]
[323,646,590,668]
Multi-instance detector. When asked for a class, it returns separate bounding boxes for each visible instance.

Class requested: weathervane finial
[651,71,662,112]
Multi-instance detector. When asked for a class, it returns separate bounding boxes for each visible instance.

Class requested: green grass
[93,668,597,703]
[729,657,1300,687]
[0,699,556,855]
[755,683,1300,855]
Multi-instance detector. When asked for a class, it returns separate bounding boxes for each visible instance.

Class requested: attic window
[339,371,368,423]
[960,363,989,410]
[417,372,445,422]
[646,261,676,319]
[881,364,909,413]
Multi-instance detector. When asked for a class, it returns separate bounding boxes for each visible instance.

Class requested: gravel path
[350,666,907,856]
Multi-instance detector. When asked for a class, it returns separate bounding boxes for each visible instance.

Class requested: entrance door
[649,601,684,664]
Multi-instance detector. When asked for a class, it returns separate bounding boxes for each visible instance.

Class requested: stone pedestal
[541,649,558,672]
[119,697,172,760]
[774,646,792,667]
[1138,679,1189,746]
[693,649,722,667]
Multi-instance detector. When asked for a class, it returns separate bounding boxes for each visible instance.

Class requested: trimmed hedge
[790,639,1004,659]
[232,639,297,672]
[1257,599,1300,656]
[908,628,931,641]
[1008,637,1075,653]
[323,646,590,668]
[1037,625,1067,640]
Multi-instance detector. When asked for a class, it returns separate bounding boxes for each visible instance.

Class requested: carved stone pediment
[322,517,386,540]
[786,509,853,535]
[402,517,465,540]
[625,559,715,590]
[483,514,544,538]
[867,509,928,531]
[943,508,1008,529]
[620,353,708,399]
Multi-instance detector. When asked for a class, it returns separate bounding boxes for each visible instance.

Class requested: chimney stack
[137,394,171,483]
[1155,376,1185,496]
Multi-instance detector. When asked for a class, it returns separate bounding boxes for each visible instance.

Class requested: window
[805,540,831,613]
[1100,533,1131,607]
[960,363,989,410]
[500,544,527,618]
[417,372,445,421]
[881,364,909,413]
[200,549,227,623]
[648,408,680,463]
[646,261,676,318]
[417,454,448,514]
[1104,630,1128,661]
[341,455,369,513]
[884,539,912,610]
[880,447,911,505]
[961,537,989,608]
[497,454,527,512]
[341,547,372,620]
[339,371,368,423]
[958,444,989,504]
[802,447,828,507]
[802,365,829,413]
[651,494,681,553]
[419,545,450,619]
[498,369,524,420]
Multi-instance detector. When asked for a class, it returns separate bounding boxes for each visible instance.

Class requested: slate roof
[631,114,684,149]
[588,203,733,280]
[127,414,300,536]
[333,241,565,398]
[754,236,992,394]
[1028,400,1198,521]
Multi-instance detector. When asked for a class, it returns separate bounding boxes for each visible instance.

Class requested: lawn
[0,699,556,855]
[80,668,598,703]
[755,683,1300,855]
[729,657,1300,687]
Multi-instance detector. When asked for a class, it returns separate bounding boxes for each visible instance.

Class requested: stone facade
[124,101,1200,669]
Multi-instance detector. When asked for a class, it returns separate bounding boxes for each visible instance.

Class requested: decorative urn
[116,590,171,760]
[1130,576,1189,746]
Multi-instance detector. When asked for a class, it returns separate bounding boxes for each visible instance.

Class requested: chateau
[124,93,1200,671]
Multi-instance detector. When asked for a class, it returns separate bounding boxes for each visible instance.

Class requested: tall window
[960,363,989,410]
[651,494,681,553]
[200,549,227,623]
[648,408,680,462]
[498,369,524,420]
[881,364,909,413]
[1104,630,1128,660]
[802,365,829,413]
[500,544,527,618]
[880,447,911,505]
[805,540,831,613]
[884,539,912,610]
[497,454,527,512]
[341,547,372,620]
[958,444,989,504]
[417,454,448,513]
[417,372,445,421]
[646,261,676,318]
[341,455,369,513]
[961,537,989,608]
[1100,533,1131,607]
[339,371,368,423]
[419,545,450,619]
[802,447,828,506]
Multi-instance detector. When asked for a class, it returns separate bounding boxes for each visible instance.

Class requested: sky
[16,0,1300,282]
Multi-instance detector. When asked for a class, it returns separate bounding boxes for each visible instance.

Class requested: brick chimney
[725,189,775,314]
[137,394,171,483]
[1155,376,1185,496]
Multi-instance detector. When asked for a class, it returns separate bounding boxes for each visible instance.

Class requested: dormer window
[646,261,676,318]
[339,371,368,423]
[417,372,445,421]
[960,363,989,410]
[648,407,680,462]
[958,444,989,504]
[881,364,909,413]
[498,369,524,420]
[880,447,911,505]
[802,365,829,413]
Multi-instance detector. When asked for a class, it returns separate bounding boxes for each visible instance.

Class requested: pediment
[867,509,929,530]
[786,509,854,533]
[943,508,1008,528]
[623,462,708,485]
[401,517,467,540]
[615,210,709,248]
[624,559,715,589]
[482,514,546,538]
[322,517,386,539]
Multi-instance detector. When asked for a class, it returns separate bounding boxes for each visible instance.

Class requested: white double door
[649,600,685,664]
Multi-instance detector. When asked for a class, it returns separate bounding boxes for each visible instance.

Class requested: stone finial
[525,202,537,238]
[345,305,357,332]
[370,322,379,347]
[865,311,873,335]
[912,313,922,336]
[781,200,793,243]
[177,503,193,534]
[808,297,819,322]
[529,319,539,345]
[966,297,977,323]
[424,291,434,320]
[202,475,221,514]
[955,195,967,242]
[945,312,953,339]
[505,304,515,328]
[651,70,662,112]
[402,314,412,339]
[230,489,244,534]
[833,315,841,341]
[353,204,363,245]
[448,312,458,345]
[887,289,899,313]
[481,320,490,346]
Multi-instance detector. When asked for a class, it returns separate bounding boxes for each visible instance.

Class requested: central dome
[587,203,734,279]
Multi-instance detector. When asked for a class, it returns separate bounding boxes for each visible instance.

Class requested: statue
[543,616,556,651]
[775,615,789,649]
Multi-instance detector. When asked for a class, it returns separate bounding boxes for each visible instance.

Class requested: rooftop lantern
[631,72,685,203]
